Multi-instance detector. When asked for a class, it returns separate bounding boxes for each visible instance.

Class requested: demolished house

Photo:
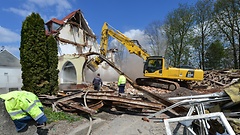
[45,9,118,89]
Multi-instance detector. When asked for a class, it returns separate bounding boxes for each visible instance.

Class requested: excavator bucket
[87,58,99,72]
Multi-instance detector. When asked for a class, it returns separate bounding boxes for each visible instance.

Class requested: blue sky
[0,0,198,58]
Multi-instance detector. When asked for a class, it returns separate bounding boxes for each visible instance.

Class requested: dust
[84,64,119,83]
[121,54,145,80]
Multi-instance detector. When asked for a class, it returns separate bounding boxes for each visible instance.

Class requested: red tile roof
[45,18,63,25]
[45,9,80,25]
[62,9,80,22]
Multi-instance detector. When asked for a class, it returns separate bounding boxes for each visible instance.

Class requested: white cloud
[28,0,71,8]
[7,7,32,17]
[110,29,149,51]
[5,0,72,19]
[124,29,148,47]
[27,0,72,17]
[0,26,20,43]
[4,45,20,58]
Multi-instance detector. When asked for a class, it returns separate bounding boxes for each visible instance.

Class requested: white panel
[58,24,84,44]
[57,24,99,56]
[0,68,22,91]
[58,43,78,56]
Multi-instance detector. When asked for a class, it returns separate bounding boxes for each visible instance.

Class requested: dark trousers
[94,85,100,91]
[118,84,125,93]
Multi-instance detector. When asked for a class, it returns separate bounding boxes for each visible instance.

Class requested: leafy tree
[193,0,214,70]
[19,13,56,94]
[164,4,195,67]
[46,35,59,95]
[205,40,225,69]
[214,0,240,68]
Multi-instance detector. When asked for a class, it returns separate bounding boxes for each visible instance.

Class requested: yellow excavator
[87,22,204,90]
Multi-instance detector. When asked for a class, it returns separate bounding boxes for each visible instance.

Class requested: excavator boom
[87,22,149,72]
[87,22,204,90]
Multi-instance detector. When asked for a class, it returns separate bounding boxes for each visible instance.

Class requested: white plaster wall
[58,43,78,56]
[58,42,98,56]
[0,67,22,93]
[59,24,84,44]
[57,24,98,56]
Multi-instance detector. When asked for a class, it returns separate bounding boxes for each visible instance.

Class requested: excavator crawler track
[135,78,180,91]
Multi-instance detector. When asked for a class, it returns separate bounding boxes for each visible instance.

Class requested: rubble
[38,69,240,134]
[191,69,240,89]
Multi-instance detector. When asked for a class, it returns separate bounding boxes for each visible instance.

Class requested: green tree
[205,40,225,69]
[164,4,195,67]
[20,12,48,95]
[193,0,214,70]
[214,0,240,68]
[46,35,59,95]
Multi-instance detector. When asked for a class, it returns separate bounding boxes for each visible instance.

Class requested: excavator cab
[144,56,163,73]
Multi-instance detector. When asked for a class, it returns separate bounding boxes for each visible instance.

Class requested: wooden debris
[190,70,240,89]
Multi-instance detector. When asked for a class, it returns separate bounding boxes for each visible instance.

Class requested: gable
[0,50,21,67]
[63,10,94,36]
[45,9,95,38]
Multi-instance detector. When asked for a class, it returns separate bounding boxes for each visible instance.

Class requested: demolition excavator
[87,22,204,90]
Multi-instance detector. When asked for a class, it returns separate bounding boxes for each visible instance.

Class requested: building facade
[0,50,22,94]
[45,9,101,86]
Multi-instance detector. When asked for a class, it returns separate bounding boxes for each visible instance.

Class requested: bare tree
[193,0,214,70]
[214,0,240,69]
[144,21,167,56]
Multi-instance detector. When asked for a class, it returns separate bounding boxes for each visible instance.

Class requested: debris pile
[39,69,240,134]
[190,69,240,89]
[40,83,172,115]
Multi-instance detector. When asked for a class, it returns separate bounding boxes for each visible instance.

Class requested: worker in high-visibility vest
[118,72,126,94]
[0,90,47,132]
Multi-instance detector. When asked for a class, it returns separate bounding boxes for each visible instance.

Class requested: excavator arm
[87,22,204,90]
[101,22,150,60]
[87,22,150,72]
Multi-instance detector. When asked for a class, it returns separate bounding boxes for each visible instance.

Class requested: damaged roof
[45,9,95,37]
[0,50,21,67]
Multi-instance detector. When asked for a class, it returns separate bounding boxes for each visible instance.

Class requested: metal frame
[164,112,235,135]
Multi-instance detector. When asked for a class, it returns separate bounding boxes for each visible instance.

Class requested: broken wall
[49,9,119,85]
[58,55,86,84]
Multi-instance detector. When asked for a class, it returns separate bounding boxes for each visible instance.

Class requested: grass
[43,106,81,124]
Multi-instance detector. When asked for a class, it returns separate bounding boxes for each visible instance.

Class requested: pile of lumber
[191,69,240,89]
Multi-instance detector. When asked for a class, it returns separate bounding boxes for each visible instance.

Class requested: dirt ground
[37,110,170,135]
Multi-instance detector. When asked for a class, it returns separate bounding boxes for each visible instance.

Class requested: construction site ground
[36,83,224,135]
[1,70,240,135]
[38,111,169,135]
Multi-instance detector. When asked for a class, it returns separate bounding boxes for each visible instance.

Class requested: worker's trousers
[118,84,125,93]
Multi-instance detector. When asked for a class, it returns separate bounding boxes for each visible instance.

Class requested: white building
[45,9,118,88]
[0,50,22,94]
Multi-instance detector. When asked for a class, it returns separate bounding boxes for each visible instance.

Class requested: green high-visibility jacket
[118,75,126,85]
[0,91,44,121]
